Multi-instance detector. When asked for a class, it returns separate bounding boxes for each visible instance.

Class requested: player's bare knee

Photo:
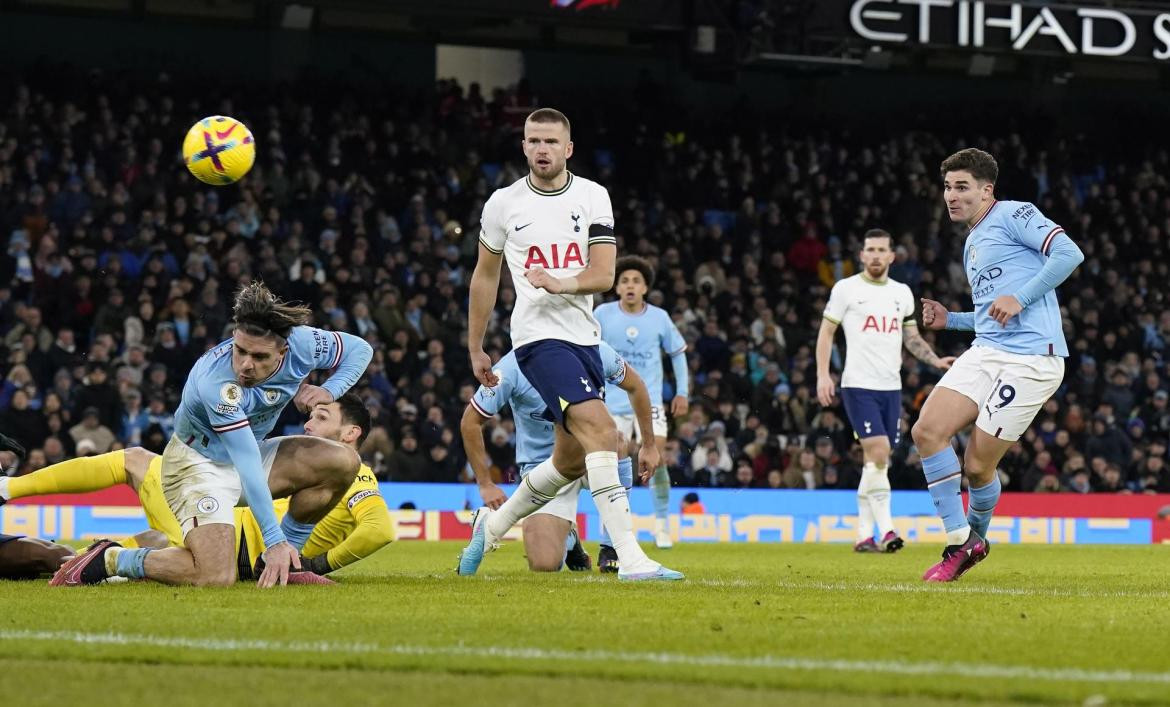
[327,445,361,490]
[528,556,561,572]
[194,567,237,587]
[910,420,944,449]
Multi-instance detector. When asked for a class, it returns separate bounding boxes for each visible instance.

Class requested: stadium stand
[2,63,1168,496]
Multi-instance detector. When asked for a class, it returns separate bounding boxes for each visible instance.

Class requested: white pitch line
[577,576,1170,600]
[768,579,1170,600]
[1,629,1168,686]
[374,572,1170,600]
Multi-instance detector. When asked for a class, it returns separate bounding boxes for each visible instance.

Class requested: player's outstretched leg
[458,457,577,575]
[0,449,138,504]
[596,455,634,572]
[54,437,357,587]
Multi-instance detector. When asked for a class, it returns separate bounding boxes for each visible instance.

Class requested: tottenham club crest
[264,389,281,406]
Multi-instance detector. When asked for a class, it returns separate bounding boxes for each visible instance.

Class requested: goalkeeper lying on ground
[0,394,392,581]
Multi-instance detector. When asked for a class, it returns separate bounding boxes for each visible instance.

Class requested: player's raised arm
[293,328,374,411]
[524,242,616,295]
[309,479,393,574]
[524,182,617,295]
[992,205,1085,326]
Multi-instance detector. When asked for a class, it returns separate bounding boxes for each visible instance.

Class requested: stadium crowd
[2,65,1169,496]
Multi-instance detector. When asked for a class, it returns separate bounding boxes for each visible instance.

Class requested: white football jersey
[479,172,616,348]
[822,274,917,391]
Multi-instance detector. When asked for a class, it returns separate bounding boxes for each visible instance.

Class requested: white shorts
[935,345,1065,442]
[519,463,585,523]
[161,435,283,536]
[612,405,668,442]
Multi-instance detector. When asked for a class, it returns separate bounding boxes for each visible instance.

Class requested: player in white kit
[458,107,681,581]
[816,229,954,553]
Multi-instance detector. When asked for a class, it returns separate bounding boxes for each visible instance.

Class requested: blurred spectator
[782,449,823,489]
[387,428,428,482]
[69,407,116,454]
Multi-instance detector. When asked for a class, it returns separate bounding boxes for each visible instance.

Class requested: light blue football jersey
[174,327,371,456]
[962,200,1074,356]
[471,342,628,467]
[594,301,686,416]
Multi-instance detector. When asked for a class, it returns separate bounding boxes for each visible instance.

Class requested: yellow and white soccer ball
[182,115,256,185]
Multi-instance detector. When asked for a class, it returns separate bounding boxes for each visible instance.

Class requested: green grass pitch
[3,541,1168,706]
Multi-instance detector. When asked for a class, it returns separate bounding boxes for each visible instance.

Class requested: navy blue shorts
[0,533,24,546]
[515,340,605,429]
[840,388,902,445]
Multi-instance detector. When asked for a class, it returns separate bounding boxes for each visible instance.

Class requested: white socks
[485,458,574,540]
[856,480,875,541]
[0,477,8,501]
[860,462,895,537]
[587,451,652,570]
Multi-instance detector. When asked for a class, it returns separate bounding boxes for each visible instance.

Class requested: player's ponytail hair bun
[232,281,312,340]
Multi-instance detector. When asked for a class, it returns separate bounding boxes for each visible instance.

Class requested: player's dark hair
[334,392,371,447]
[940,148,998,184]
[232,281,311,341]
[526,107,571,135]
[862,229,894,248]
[615,255,655,289]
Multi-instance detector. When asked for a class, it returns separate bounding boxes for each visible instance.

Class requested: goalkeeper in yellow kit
[0,393,392,580]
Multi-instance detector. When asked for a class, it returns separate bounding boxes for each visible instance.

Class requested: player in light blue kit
[594,256,688,565]
[914,148,1083,582]
[460,341,658,572]
[53,283,373,588]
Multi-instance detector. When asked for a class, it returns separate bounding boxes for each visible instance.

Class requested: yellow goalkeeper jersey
[235,464,392,571]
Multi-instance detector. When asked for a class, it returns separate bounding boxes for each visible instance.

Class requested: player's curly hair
[232,281,311,340]
[615,255,655,289]
[940,148,998,184]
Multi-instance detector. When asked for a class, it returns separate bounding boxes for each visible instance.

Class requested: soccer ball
[182,115,256,185]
